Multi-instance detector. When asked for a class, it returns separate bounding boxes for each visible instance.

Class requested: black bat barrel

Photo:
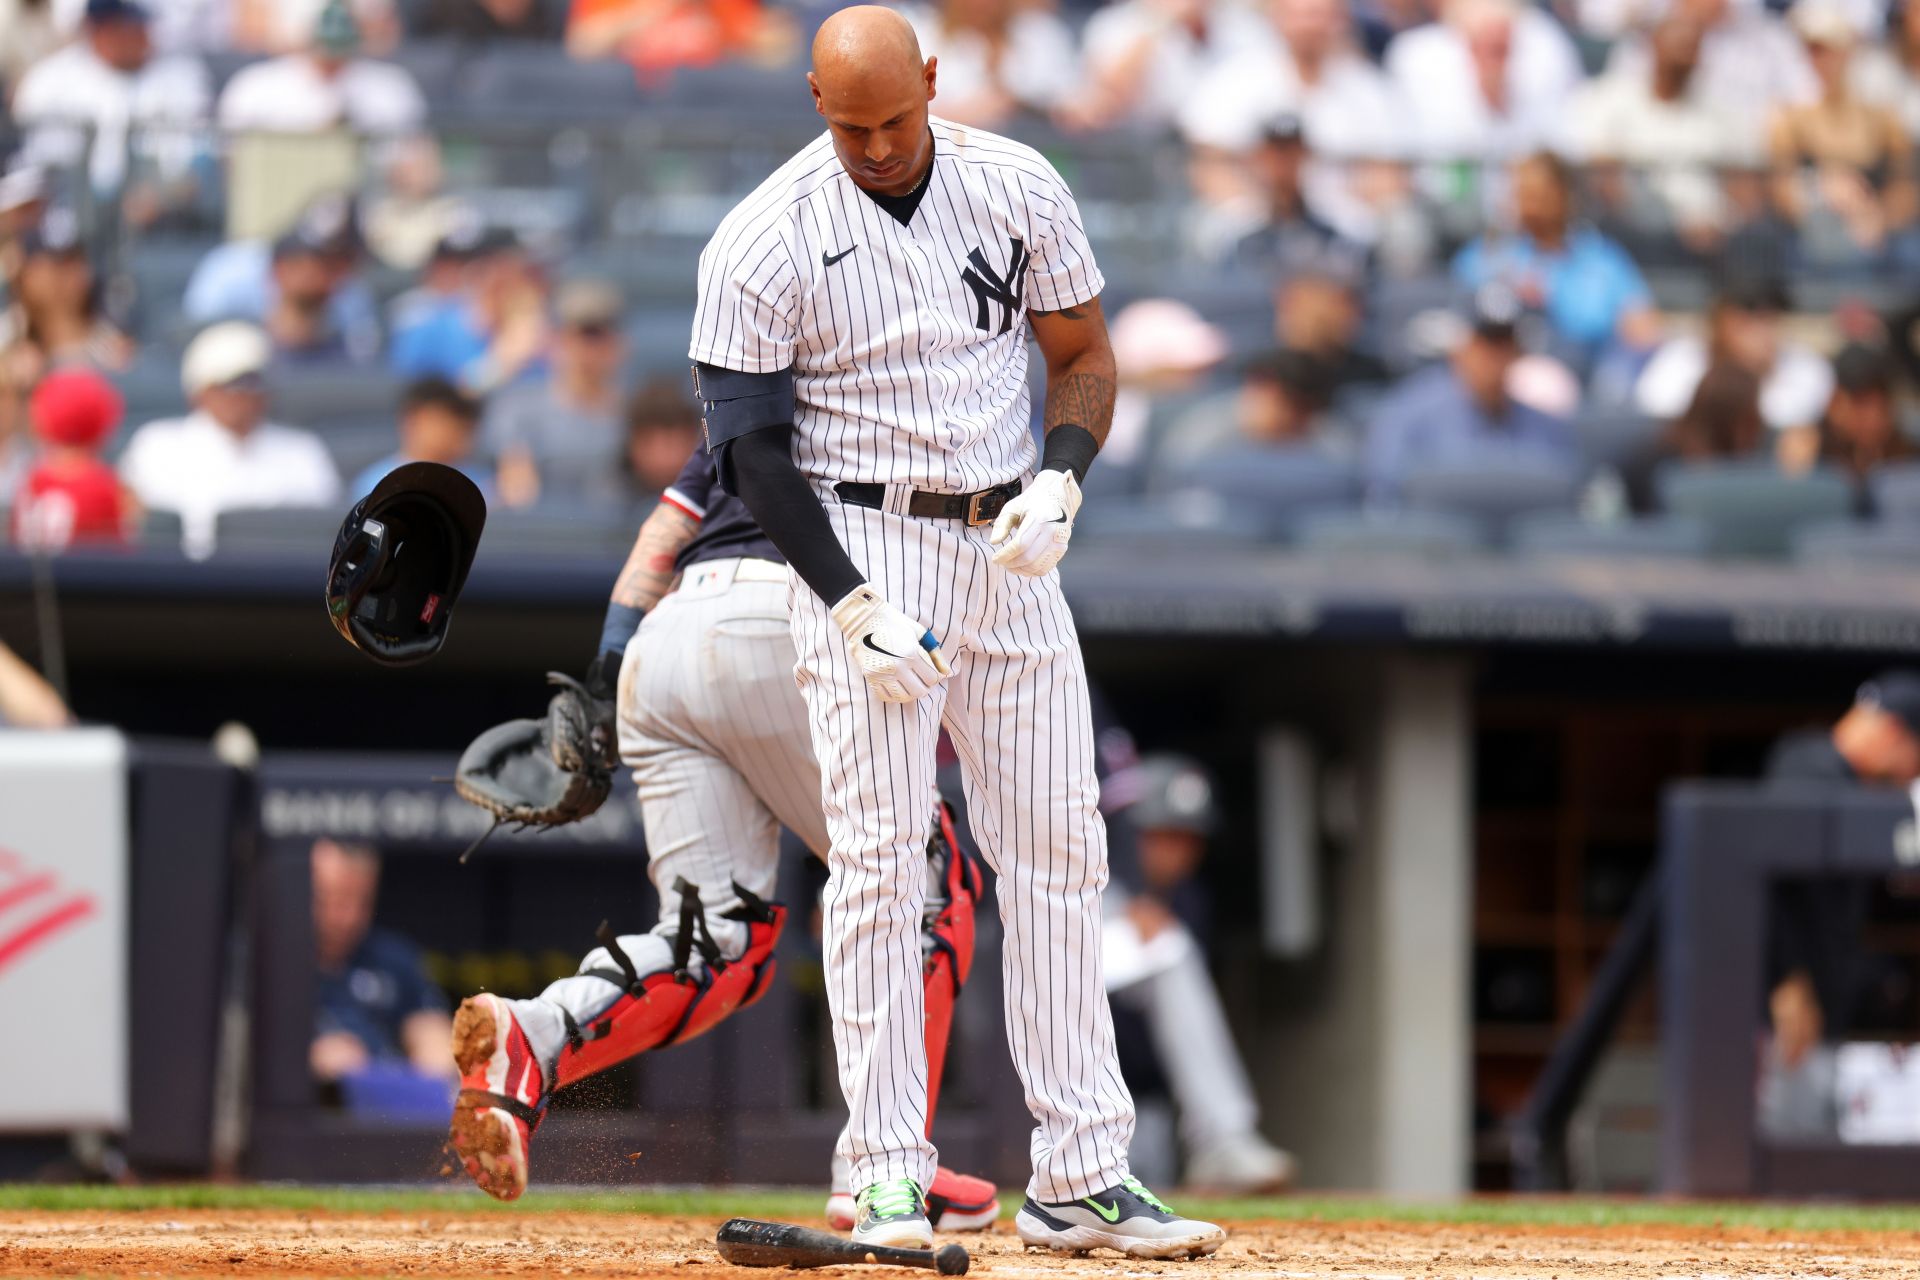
[715,1218,970,1274]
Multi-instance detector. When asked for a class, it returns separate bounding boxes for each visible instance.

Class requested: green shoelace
[1123,1176,1173,1215]
[859,1178,923,1220]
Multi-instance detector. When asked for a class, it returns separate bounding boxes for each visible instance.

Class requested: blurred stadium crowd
[3,0,1920,560]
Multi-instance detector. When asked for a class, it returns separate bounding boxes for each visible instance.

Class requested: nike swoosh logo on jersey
[822,246,858,267]
[1084,1198,1121,1222]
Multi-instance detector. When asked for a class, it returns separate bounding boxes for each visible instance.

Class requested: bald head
[812,4,923,83]
[808,5,938,196]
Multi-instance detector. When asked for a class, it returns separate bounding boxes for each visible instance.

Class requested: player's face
[809,58,938,196]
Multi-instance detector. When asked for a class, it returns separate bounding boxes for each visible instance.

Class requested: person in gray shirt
[483,279,627,507]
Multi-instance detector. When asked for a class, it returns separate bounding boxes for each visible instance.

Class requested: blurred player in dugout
[310,838,455,1098]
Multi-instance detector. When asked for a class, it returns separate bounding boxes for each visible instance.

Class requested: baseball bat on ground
[716,1218,970,1274]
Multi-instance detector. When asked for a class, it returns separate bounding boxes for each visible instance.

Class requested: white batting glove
[990,469,1083,576]
[830,584,952,704]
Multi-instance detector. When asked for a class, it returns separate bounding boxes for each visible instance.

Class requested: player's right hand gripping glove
[989,468,1082,576]
[831,584,952,704]
[454,672,619,832]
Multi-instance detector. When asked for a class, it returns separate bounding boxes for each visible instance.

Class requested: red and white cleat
[447,993,547,1201]
[826,1164,1000,1233]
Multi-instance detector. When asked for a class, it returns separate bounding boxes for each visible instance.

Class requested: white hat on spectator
[1110,299,1230,378]
[183,322,272,397]
[1789,0,1855,44]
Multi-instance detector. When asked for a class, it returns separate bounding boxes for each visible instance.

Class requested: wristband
[1040,423,1099,483]
[598,602,645,663]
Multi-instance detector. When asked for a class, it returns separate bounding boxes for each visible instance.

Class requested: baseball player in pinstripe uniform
[686,6,1224,1258]
[445,447,1000,1231]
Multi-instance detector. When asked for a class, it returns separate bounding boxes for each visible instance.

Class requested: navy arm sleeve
[694,361,864,605]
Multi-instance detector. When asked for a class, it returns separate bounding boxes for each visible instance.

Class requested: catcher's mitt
[454,673,619,849]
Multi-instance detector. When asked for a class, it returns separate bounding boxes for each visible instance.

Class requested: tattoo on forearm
[1045,370,1116,440]
[611,504,699,612]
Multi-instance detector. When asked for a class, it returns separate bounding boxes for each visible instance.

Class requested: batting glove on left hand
[831,584,953,704]
[990,469,1082,576]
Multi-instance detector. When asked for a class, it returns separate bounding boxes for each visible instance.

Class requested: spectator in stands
[1073,0,1272,131]
[1813,342,1916,491]
[234,0,400,55]
[1452,151,1661,372]
[385,216,488,336]
[1565,12,1746,257]
[352,377,493,498]
[1103,754,1296,1193]
[1364,285,1577,502]
[1660,359,1766,460]
[1103,298,1229,481]
[184,193,382,366]
[1383,0,1584,161]
[1274,261,1387,394]
[567,0,796,73]
[1852,0,1920,137]
[481,278,623,506]
[1223,115,1355,272]
[11,368,134,550]
[1179,0,1399,151]
[0,0,65,100]
[899,0,1079,127]
[0,213,136,475]
[1603,0,1817,157]
[11,0,211,213]
[1636,274,1835,442]
[620,376,702,497]
[0,640,70,728]
[0,163,50,253]
[119,322,341,557]
[311,837,455,1086]
[1769,0,1918,270]
[1162,347,1347,465]
[413,0,567,41]
[391,228,548,397]
[218,0,426,137]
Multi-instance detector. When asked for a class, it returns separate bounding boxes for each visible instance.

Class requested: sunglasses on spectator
[568,321,617,339]
[216,373,267,394]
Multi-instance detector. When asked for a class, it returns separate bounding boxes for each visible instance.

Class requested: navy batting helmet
[326,462,486,666]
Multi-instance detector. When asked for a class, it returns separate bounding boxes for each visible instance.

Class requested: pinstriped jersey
[688,116,1104,493]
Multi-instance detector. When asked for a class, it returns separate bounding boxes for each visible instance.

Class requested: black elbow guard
[691,362,796,450]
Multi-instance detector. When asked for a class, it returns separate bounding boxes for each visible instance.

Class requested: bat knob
[934,1244,970,1276]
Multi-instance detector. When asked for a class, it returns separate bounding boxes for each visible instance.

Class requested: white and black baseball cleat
[851,1177,934,1250]
[1015,1178,1226,1259]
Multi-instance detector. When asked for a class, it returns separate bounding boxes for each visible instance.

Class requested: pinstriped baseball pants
[792,496,1136,1204]
[510,562,827,1068]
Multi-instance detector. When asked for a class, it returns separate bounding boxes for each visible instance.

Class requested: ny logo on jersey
[960,237,1029,335]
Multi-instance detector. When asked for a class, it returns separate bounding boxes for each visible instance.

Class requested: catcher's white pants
[792,497,1135,1203]
[510,559,825,1068]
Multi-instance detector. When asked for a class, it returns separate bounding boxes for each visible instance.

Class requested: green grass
[4,1184,1920,1234]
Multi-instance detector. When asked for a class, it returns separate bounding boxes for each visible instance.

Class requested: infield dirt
[5,1209,1920,1278]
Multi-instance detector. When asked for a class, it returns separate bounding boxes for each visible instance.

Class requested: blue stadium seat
[1571,408,1665,474]
[1868,461,1920,524]
[1161,447,1362,539]
[1074,492,1270,550]
[1400,455,1583,541]
[1292,509,1485,558]
[1791,519,1920,568]
[1511,513,1709,560]
[269,368,402,424]
[483,505,640,557]
[134,508,186,554]
[455,49,643,121]
[212,506,349,555]
[388,39,467,109]
[1654,462,1855,559]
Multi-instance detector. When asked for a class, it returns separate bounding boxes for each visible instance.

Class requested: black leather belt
[834,480,1021,527]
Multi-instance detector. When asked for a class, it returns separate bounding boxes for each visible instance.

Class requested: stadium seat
[269,368,402,424]
[1571,408,1665,475]
[1161,447,1362,539]
[134,509,187,554]
[1868,461,1920,524]
[212,507,348,555]
[1511,513,1709,560]
[1073,492,1270,551]
[388,39,467,109]
[1790,519,1920,568]
[483,505,640,558]
[456,49,643,121]
[1400,455,1584,542]
[1653,462,1854,559]
[1292,508,1485,558]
